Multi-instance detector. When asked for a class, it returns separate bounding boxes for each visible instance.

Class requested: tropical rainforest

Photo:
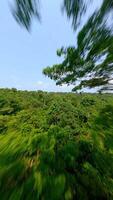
[1,0,113,199]
[0,88,113,199]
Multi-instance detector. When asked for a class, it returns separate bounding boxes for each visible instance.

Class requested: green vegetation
[12,0,113,91]
[2,1,113,199]
[0,88,113,199]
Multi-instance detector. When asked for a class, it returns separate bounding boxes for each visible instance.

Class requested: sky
[0,0,76,92]
[0,0,102,92]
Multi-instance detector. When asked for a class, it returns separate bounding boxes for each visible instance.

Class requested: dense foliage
[0,88,113,199]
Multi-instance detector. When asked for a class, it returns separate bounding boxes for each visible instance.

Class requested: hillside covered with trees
[1,0,113,199]
[0,88,113,199]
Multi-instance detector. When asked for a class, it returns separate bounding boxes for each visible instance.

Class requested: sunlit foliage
[0,89,113,199]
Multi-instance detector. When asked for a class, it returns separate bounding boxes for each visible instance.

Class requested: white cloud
[30,81,73,92]
[36,81,44,86]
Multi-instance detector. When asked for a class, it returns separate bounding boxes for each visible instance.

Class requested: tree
[12,0,40,30]
[43,20,113,92]
[43,0,113,92]
[12,0,113,91]
[12,0,86,30]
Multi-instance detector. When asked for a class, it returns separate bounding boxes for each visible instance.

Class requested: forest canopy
[0,89,113,199]
[0,1,113,199]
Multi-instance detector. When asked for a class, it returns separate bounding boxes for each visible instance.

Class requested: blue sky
[0,0,102,92]
[0,0,76,92]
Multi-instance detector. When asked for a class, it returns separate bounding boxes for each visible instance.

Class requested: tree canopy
[0,89,113,199]
[12,0,113,91]
[43,0,113,92]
